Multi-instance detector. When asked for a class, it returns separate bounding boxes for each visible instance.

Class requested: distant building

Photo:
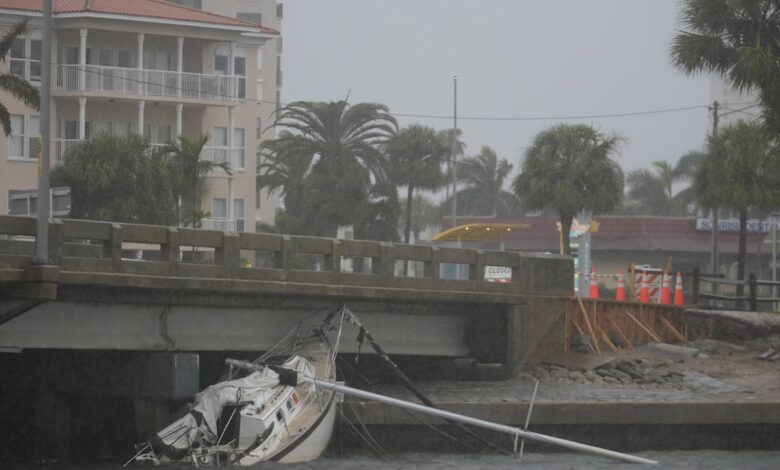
[0,0,281,232]
[170,0,284,229]
[441,215,776,289]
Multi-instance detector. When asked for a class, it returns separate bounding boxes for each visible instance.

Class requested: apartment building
[0,0,279,232]
[169,0,284,228]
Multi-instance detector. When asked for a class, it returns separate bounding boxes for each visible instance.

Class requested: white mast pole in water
[304,377,657,465]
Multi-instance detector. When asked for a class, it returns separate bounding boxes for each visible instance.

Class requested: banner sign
[695,218,778,233]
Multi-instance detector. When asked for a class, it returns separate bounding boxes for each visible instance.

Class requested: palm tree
[624,160,681,215]
[453,145,520,216]
[513,124,624,256]
[399,194,439,244]
[261,100,397,235]
[694,120,780,296]
[437,128,467,200]
[0,21,40,135]
[165,133,231,227]
[386,124,446,244]
[670,1,780,133]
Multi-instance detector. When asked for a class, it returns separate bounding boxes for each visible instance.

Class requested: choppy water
[5,451,780,469]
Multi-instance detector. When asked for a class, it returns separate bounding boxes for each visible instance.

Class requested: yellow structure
[430,223,530,244]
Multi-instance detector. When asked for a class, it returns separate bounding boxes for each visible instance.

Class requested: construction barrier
[564,298,688,355]
[616,271,626,302]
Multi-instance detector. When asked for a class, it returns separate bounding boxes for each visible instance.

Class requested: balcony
[201,218,237,232]
[55,64,243,102]
[203,146,245,172]
[55,139,83,164]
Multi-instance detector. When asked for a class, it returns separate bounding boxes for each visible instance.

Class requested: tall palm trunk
[736,208,748,299]
[404,185,414,244]
[560,213,574,256]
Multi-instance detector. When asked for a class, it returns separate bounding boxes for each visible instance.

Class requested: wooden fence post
[749,272,757,312]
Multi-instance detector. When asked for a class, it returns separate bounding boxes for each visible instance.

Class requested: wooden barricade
[564,298,687,354]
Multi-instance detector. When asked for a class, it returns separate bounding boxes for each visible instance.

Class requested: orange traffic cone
[639,269,650,303]
[616,271,626,301]
[589,268,599,299]
[673,271,685,307]
[660,270,671,305]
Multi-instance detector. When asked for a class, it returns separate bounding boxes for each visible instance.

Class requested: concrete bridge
[0,215,572,375]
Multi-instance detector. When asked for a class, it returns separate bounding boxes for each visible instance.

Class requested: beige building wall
[0,8,275,232]
[199,0,283,228]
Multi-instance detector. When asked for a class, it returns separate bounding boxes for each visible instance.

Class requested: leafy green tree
[513,124,624,255]
[452,145,520,216]
[51,134,176,224]
[260,100,397,237]
[694,120,780,295]
[386,124,446,243]
[165,133,231,227]
[670,0,780,133]
[0,21,40,135]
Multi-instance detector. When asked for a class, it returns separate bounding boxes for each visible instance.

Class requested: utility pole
[34,0,52,264]
[709,100,719,276]
[450,74,458,230]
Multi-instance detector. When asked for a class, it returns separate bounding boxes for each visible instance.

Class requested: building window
[157,124,172,145]
[276,90,281,112]
[10,38,25,78]
[235,55,246,98]
[256,117,262,139]
[256,188,261,210]
[234,198,245,232]
[277,37,283,54]
[8,114,24,158]
[234,128,245,170]
[28,116,40,160]
[237,12,262,25]
[277,3,284,19]
[212,197,227,219]
[256,80,263,101]
[30,39,41,81]
[214,54,229,75]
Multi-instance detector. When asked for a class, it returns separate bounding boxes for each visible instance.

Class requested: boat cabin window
[286,400,293,411]
[276,410,284,422]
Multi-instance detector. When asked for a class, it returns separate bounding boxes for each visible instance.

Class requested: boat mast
[303,377,657,465]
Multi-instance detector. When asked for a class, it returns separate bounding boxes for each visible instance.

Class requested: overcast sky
[281,0,712,178]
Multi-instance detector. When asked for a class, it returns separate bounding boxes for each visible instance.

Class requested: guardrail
[692,267,780,311]
[0,216,572,297]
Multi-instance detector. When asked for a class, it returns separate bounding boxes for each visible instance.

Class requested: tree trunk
[736,208,748,298]
[560,213,574,256]
[404,185,414,244]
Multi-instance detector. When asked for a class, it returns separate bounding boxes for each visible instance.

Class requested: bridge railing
[0,216,572,296]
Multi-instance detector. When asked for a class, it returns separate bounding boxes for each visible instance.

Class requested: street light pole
[34,0,52,264]
[450,74,458,229]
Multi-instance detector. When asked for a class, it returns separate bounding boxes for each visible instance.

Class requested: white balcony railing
[55,138,84,164]
[201,218,237,232]
[203,146,244,172]
[55,64,243,102]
